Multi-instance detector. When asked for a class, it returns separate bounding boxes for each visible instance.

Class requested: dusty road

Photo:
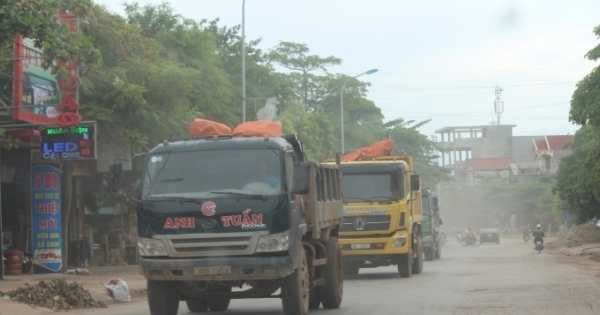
[21,237,600,315]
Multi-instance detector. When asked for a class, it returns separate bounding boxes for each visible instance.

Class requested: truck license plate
[351,244,370,250]
[194,266,232,276]
[487,234,493,237]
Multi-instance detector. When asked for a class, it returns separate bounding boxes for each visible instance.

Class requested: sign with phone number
[31,164,62,273]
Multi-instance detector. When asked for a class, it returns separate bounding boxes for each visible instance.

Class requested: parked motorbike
[461,235,481,247]
[2,247,32,274]
[535,237,544,253]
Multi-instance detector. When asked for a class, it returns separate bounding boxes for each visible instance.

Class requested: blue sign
[31,164,62,273]
[562,211,571,221]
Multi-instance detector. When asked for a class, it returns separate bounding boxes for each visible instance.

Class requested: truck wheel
[320,236,343,309]
[281,249,310,315]
[207,287,231,312]
[186,299,208,312]
[343,265,360,276]
[434,239,442,259]
[148,280,179,315]
[424,247,434,261]
[397,250,412,278]
[412,235,423,274]
[309,286,321,310]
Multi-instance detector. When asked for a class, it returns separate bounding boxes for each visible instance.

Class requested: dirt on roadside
[550,223,600,248]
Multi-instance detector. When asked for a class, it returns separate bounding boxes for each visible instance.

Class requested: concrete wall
[512,135,545,171]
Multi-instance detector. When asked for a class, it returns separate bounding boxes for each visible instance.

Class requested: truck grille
[341,215,391,231]
[158,232,266,257]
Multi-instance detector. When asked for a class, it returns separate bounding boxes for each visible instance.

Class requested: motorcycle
[461,235,481,247]
[2,247,32,274]
[440,232,447,245]
[523,233,530,242]
[535,237,544,253]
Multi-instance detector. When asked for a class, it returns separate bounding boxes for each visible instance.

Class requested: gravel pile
[552,223,600,248]
[0,279,106,311]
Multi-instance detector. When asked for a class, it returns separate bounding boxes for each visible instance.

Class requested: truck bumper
[140,255,294,281]
[339,230,410,256]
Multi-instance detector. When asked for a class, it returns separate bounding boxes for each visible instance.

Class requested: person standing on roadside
[593,215,599,226]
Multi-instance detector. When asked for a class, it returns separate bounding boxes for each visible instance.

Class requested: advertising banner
[40,125,96,161]
[31,164,62,273]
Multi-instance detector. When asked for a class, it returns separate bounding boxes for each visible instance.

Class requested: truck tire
[397,250,412,278]
[281,249,310,315]
[424,246,435,261]
[320,236,343,309]
[434,239,442,259]
[412,235,423,274]
[186,299,208,312]
[207,287,231,312]
[148,280,179,315]
[309,286,321,310]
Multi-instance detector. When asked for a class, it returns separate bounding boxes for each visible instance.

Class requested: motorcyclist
[465,228,475,243]
[532,224,545,246]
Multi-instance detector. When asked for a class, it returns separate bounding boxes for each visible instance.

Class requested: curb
[93,288,147,304]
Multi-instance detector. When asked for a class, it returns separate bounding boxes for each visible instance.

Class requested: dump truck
[109,122,344,315]
[422,188,442,260]
[323,140,423,277]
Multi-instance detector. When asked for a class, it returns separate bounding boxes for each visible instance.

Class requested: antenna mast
[494,86,504,125]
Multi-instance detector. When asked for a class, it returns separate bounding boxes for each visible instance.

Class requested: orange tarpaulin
[341,140,395,161]
[190,118,232,138]
[233,121,282,137]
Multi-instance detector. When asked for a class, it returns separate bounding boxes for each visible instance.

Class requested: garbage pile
[0,279,106,311]
[552,223,600,248]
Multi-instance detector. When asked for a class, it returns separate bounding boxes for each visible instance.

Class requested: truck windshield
[341,173,404,202]
[142,149,282,199]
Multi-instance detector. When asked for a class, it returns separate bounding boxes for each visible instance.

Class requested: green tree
[555,125,600,223]
[80,4,201,151]
[281,101,336,161]
[558,23,600,223]
[268,41,342,111]
[123,2,237,126]
[0,0,99,74]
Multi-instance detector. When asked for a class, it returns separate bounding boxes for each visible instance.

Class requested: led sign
[40,125,96,160]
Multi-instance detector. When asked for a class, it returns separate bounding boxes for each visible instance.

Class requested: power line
[371,81,576,91]
[379,66,590,75]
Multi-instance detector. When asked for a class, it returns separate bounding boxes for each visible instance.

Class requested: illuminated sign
[40,125,96,160]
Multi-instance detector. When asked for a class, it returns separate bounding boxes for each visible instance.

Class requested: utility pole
[241,0,246,122]
[494,86,504,125]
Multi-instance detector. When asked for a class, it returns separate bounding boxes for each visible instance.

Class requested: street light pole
[341,68,378,153]
[241,0,246,122]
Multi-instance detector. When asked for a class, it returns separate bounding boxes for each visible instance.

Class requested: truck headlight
[423,236,433,242]
[256,230,290,253]
[138,238,168,257]
[391,235,407,248]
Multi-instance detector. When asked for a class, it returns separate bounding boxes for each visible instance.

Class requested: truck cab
[110,133,344,315]
[322,155,423,278]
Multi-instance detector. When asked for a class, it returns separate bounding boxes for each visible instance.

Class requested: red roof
[533,139,548,150]
[545,135,574,150]
[466,158,518,171]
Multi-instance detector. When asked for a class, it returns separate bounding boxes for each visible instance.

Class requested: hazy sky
[96,0,600,138]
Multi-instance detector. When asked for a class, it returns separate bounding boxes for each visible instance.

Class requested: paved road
[72,238,600,315]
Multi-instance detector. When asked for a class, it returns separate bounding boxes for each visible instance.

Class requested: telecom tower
[494,86,504,125]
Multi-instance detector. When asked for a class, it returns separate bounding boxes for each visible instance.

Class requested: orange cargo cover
[341,139,395,161]
[233,121,282,137]
[190,118,232,138]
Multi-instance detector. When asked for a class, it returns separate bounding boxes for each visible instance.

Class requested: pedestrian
[593,215,599,226]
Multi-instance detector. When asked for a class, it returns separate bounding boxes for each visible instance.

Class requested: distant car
[480,228,500,244]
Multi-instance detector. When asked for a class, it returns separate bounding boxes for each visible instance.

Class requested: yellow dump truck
[323,155,423,277]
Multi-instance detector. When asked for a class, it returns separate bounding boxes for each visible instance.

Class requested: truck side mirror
[109,160,123,194]
[410,174,420,192]
[292,162,310,194]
